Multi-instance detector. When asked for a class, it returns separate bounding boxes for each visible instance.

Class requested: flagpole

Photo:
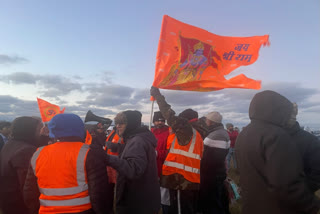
[149,100,155,130]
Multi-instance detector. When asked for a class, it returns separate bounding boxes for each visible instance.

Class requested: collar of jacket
[207,123,224,133]
[123,126,149,141]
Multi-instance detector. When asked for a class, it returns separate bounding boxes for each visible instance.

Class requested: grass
[228,167,242,214]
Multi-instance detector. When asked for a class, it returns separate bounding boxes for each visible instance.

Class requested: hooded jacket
[286,122,320,193]
[235,90,320,214]
[0,117,42,214]
[106,111,161,214]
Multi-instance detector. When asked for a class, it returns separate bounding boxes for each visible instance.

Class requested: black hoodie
[236,90,320,214]
[0,117,41,214]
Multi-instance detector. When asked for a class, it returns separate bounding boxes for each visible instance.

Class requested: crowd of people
[0,87,319,214]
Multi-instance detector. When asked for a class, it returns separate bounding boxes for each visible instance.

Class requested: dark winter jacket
[0,117,42,214]
[106,126,161,214]
[0,139,37,214]
[199,123,230,213]
[286,122,320,192]
[201,123,230,180]
[152,125,170,177]
[236,90,320,214]
[152,92,206,190]
[23,142,113,214]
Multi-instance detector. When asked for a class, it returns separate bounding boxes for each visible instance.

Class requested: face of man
[154,120,165,129]
[96,123,107,134]
[205,118,213,127]
[228,126,234,132]
[1,126,11,137]
[116,123,127,137]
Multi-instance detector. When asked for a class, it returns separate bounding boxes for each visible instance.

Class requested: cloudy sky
[0,0,319,129]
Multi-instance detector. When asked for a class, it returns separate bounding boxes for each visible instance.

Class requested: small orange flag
[85,130,92,145]
[152,15,270,91]
[37,98,65,122]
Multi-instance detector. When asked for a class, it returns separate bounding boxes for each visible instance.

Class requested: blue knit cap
[48,114,85,139]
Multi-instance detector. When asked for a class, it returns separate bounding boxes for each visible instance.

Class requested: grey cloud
[0,95,116,122]
[0,95,39,120]
[1,72,36,84]
[0,72,83,97]
[0,78,319,129]
[100,71,115,84]
[0,54,28,65]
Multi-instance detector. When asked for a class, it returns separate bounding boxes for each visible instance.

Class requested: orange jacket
[31,142,91,214]
[162,128,203,183]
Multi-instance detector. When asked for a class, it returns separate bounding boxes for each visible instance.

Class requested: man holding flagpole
[151,86,204,214]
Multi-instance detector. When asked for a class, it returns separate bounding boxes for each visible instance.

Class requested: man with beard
[150,87,204,214]
[151,111,171,213]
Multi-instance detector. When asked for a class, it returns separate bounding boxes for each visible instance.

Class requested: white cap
[205,111,222,123]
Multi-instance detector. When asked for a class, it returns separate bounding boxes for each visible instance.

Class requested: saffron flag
[37,98,65,122]
[152,15,270,91]
[85,130,92,145]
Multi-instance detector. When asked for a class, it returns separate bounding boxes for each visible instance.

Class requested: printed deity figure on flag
[153,15,270,92]
[160,35,221,87]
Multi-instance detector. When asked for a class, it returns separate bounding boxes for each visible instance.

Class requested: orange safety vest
[31,142,91,214]
[162,128,203,183]
[105,130,123,183]
[105,130,123,156]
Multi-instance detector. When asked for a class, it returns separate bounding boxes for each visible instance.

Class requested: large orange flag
[37,98,65,122]
[152,15,270,91]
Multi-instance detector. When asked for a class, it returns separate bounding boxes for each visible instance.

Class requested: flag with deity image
[152,15,270,91]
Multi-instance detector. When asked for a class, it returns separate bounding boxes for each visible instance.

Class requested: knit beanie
[179,109,198,121]
[205,111,223,123]
[48,114,85,139]
[11,116,42,144]
[123,110,142,129]
[153,111,165,122]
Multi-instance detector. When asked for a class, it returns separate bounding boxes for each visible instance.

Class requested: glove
[150,86,161,97]
[90,143,110,163]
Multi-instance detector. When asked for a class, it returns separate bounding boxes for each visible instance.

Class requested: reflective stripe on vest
[31,144,90,197]
[39,196,90,206]
[163,128,200,174]
[167,129,200,160]
[163,161,200,174]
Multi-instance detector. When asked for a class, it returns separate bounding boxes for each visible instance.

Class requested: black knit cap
[122,110,142,138]
[153,111,165,122]
[179,109,198,120]
[11,116,42,145]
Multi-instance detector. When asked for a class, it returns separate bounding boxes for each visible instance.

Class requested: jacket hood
[134,127,158,148]
[249,90,293,127]
[121,110,142,139]
[11,116,42,146]
[48,114,85,140]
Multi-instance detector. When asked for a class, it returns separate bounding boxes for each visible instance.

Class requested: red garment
[151,125,169,177]
[228,130,239,148]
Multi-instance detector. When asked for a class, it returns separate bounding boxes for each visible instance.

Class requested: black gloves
[150,86,161,97]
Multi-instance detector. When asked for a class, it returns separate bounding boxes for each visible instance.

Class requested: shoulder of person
[207,128,229,140]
